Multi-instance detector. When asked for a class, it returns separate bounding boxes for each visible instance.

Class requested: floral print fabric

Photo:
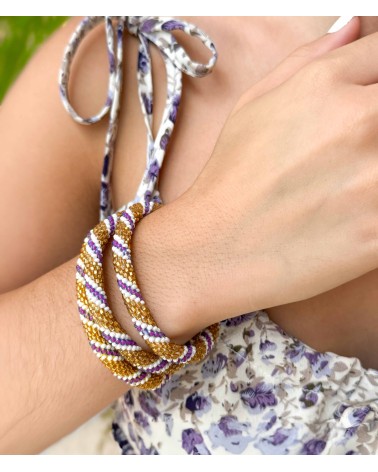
[59,16,217,221]
[112,310,378,454]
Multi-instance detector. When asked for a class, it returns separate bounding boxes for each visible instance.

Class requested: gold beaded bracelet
[76,198,219,390]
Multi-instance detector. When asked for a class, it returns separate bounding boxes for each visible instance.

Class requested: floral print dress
[112,310,378,455]
[60,17,378,455]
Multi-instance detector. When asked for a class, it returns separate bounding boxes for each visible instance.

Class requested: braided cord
[76,199,220,389]
[112,200,220,363]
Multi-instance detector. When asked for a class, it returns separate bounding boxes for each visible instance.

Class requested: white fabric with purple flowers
[112,310,378,455]
[60,16,217,221]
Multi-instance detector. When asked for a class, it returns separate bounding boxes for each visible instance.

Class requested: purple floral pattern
[255,426,300,455]
[240,382,278,413]
[138,50,149,74]
[207,416,252,453]
[301,438,327,455]
[182,429,210,455]
[185,392,211,416]
[112,310,378,454]
[299,382,323,409]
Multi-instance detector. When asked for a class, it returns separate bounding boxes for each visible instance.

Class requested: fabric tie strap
[59,16,217,220]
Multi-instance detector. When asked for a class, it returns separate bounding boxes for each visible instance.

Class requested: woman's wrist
[103,195,203,345]
[103,191,264,347]
[103,194,205,344]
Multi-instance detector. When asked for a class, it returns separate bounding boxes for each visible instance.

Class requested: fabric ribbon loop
[126,16,217,77]
[59,16,121,125]
[59,16,217,220]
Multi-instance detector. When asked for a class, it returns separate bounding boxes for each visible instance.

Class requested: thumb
[232,16,360,115]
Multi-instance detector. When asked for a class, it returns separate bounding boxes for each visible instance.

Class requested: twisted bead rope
[59,16,217,221]
[76,199,220,390]
[112,200,220,363]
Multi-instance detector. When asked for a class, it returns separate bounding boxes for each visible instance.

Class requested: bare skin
[1,17,338,289]
[118,16,378,369]
[2,16,378,453]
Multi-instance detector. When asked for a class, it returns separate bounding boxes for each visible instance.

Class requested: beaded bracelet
[76,198,220,390]
[112,198,220,362]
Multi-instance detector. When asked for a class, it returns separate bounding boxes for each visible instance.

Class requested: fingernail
[327,16,355,33]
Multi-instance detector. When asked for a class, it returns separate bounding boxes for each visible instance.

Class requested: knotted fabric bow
[59,16,217,221]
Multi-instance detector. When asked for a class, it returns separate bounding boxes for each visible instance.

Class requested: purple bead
[109,215,115,234]
[76,264,85,278]
[117,279,141,297]
[122,210,135,231]
[88,237,102,261]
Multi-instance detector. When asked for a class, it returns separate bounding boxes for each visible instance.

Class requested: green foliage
[0,16,68,102]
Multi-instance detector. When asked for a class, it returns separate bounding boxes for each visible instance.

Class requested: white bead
[141,322,147,329]
[140,300,145,305]
[107,355,113,361]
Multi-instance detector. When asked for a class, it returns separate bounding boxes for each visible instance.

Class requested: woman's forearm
[0,194,255,454]
[0,251,130,454]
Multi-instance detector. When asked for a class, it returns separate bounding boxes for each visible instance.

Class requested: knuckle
[356,218,378,257]
[290,44,317,61]
[344,90,378,143]
[233,86,259,113]
[296,56,343,90]
[351,173,378,258]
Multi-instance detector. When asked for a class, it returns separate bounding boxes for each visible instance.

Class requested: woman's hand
[157,17,378,332]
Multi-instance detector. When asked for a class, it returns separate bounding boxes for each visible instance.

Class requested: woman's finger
[232,16,360,114]
[324,29,378,85]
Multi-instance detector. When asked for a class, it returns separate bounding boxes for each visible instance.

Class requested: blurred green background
[0,16,68,102]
